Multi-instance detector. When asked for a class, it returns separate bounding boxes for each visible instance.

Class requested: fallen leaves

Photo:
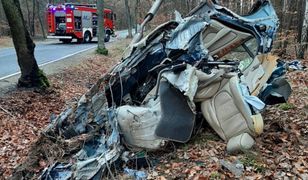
[0,41,126,178]
[0,45,307,179]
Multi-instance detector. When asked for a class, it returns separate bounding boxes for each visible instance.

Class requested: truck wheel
[60,39,72,44]
[83,32,92,43]
[104,34,110,42]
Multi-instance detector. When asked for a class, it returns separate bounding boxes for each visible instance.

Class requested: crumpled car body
[105,0,280,107]
[104,0,283,147]
[41,0,298,179]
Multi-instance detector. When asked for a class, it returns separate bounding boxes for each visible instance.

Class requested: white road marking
[0,45,96,81]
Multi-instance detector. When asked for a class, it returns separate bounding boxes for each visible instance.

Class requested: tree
[298,0,308,58]
[1,0,49,88]
[36,0,46,38]
[97,0,108,55]
[134,0,140,34]
[124,0,133,38]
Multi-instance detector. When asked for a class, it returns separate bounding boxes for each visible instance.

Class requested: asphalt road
[0,30,129,80]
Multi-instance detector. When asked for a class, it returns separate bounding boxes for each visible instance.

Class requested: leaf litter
[0,40,307,179]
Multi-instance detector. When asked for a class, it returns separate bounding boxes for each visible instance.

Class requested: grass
[278,103,295,111]
[240,153,266,173]
[96,47,109,55]
[210,171,221,179]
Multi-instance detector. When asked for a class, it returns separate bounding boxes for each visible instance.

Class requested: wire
[119,71,124,106]
[108,78,115,107]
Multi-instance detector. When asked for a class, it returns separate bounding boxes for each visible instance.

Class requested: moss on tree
[96,47,109,55]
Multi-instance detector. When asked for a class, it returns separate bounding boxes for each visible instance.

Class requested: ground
[0,36,51,48]
[0,37,13,48]
[0,39,307,179]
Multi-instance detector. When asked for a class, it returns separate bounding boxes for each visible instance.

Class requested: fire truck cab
[46,3,115,43]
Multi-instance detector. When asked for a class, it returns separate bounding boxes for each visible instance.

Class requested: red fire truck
[46,3,115,43]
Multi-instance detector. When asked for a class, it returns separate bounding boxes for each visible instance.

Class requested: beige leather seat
[196,73,257,141]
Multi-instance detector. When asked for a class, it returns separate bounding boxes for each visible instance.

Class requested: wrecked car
[40,0,299,179]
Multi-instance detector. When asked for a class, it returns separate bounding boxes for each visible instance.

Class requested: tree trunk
[240,0,243,14]
[25,0,31,31]
[36,0,46,38]
[1,0,49,88]
[283,0,297,49]
[97,0,108,55]
[134,0,139,34]
[32,0,36,36]
[124,0,133,38]
[297,0,305,44]
[298,0,308,58]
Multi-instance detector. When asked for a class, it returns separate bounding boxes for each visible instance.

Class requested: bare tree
[25,0,31,31]
[32,0,35,36]
[298,0,308,58]
[124,0,133,38]
[134,0,140,34]
[36,0,46,38]
[97,0,108,55]
[1,0,49,88]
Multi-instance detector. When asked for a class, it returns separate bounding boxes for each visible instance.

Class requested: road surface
[0,30,129,80]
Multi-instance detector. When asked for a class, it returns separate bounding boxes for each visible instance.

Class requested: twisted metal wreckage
[40,0,304,179]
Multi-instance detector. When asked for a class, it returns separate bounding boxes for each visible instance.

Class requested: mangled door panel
[244,54,278,95]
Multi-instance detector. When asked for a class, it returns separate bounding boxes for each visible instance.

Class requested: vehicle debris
[38,0,300,179]
[220,159,244,178]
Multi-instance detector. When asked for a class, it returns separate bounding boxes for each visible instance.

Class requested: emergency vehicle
[46,3,115,43]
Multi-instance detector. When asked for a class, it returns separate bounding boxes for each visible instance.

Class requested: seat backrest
[200,76,256,140]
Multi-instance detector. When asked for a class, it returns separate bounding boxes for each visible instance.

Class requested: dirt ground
[0,38,307,179]
[0,36,58,49]
[0,37,13,48]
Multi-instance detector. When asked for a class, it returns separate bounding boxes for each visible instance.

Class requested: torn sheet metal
[41,79,124,179]
[189,0,279,53]
[287,60,307,71]
[258,60,303,105]
[166,16,208,50]
[42,109,123,180]
[40,163,72,180]
[123,168,147,180]
[259,77,292,105]
[161,64,198,102]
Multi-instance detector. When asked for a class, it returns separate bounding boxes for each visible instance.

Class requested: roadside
[0,30,129,49]
[0,46,95,96]
[0,38,130,177]
[0,37,12,48]
[0,36,58,49]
